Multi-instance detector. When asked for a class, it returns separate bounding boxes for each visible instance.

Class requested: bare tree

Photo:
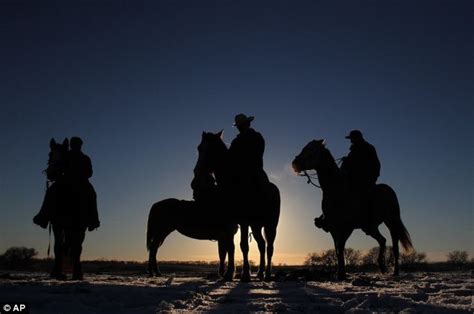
[400,250,427,265]
[305,248,361,269]
[447,251,469,265]
[344,248,362,268]
[0,247,38,270]
[362,246,395,267]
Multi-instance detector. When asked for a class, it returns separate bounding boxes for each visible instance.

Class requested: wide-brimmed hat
[345,130,363,140]
[233,113,254,126]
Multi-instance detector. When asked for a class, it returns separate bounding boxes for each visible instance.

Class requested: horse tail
[398,219,413,252]
[379,184,414,252]
[267,182,281,226]
[146,198,180,251]
[146,204,157,251]
[263,182,280,241]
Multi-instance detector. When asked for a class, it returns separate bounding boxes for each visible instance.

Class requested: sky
[1,1,472,265]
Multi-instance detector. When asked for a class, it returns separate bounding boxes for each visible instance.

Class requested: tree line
[0,246,472,271]
[304,247,472,271]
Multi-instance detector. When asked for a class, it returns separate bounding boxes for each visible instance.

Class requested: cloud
[268,163,299,183]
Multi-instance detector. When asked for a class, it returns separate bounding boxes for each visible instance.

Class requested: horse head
[191,130,227,197]
[292,139,326,174]
[46,138,69,181]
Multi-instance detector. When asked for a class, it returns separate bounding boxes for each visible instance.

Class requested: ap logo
[1,304,27,313]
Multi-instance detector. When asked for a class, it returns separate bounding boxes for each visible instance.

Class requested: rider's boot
[314,215,330,232]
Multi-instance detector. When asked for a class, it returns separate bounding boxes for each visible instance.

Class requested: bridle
[296,145,344,190]
[298,170,321,189]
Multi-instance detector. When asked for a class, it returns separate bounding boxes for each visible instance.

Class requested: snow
[0,272,472,313]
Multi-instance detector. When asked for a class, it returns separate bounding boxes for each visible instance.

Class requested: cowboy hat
[345,130,363,139]
[233,113,254,126]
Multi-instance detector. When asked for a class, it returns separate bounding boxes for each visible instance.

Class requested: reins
[298,155,344,189]
[43,172,52,257]
[299,170,321,189]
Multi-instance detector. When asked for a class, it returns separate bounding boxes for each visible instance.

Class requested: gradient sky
[1,1,472,264]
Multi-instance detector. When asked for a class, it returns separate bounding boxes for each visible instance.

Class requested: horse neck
[213,150,233,190]
[214,159,230,187]
[315,149,342,192]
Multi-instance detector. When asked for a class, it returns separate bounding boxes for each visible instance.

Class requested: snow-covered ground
[0,272,472,313]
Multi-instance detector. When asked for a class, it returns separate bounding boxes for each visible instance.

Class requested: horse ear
[321,139,326,146]
[63,138,69,147]
[216,129,224,139]
[202,131,206,138]
[316,139,325,145]
[50,138,56,148]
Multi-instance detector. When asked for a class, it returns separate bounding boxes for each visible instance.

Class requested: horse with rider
[33,137,99,280]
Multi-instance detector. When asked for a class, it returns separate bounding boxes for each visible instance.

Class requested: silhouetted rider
[67,137,93,181]
[67,137,100,231]
[229,114,269,208]
[315,130,380,233]
[342,130,380,233]
[340,130,380,189]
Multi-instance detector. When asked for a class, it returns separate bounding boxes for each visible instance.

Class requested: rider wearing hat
[340,130,380,188]
[229,114,269,210]
[315,130,380,233]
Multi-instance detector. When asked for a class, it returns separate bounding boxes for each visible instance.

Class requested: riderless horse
[146,132,238,280]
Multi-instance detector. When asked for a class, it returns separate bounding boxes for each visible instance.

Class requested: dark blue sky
[1,1,472,263]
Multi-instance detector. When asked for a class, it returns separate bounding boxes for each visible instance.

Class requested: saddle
[321,183,376,230]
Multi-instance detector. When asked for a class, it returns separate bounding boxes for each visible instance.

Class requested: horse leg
[70,229,86,280]
[368,227,387,274]
[51,225,66,280]
[251,226,266,280]
[148,241,160,277]
[148,229,173,277]
[387,225,400,276]
[240,224,251,282]
[223,234,235,281]
[333,230,352,280]
[218,239,227,277]
[263,225,277,281]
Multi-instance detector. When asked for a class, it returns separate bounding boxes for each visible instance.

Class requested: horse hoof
[218,266,226,277]
[240,274,251,282]
[148,273,161,278]
[257,272,265,281]
[72,273,83,281]
[50,273,67,281]
[220,276,233,282]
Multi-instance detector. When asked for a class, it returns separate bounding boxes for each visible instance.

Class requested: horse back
[373,183,400,216]
[148,198,188,230]
[257,182,280,226]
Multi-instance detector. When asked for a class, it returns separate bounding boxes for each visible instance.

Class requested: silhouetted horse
[195,131,280,281]
[146,143,238,280]
[292,139,413,279]
[33,138,89,280]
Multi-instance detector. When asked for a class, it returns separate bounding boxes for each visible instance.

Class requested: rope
[47,223,51,257]
[44,177,52,257]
